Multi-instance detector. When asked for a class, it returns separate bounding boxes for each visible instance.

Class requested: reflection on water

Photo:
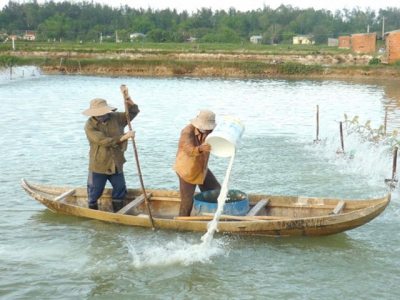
[1,73,400,299]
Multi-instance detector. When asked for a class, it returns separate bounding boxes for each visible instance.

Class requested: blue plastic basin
[193,189,249,216]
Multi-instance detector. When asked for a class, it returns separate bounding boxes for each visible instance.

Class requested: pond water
[0,66,399,299]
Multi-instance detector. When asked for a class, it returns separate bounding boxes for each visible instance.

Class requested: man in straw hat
[82,85,138,211]
[173,109,221,216]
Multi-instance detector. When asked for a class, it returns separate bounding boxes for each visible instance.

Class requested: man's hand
[198,143,211,153]
[119,130,135,143]
[120,84,130,100]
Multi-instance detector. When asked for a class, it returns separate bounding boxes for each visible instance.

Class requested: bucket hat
[190,109,216,130]
[82,98,117,116]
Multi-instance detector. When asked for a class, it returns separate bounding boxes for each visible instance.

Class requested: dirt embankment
[13,50,400,79]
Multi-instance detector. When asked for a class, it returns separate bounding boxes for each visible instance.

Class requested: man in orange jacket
[173,110,221,216]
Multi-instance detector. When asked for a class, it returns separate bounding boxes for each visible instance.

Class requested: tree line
[1,0,400,44]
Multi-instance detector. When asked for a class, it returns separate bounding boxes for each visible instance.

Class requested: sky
[0,0,399,13]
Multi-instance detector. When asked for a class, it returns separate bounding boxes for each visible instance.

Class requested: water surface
[1,67,399,299]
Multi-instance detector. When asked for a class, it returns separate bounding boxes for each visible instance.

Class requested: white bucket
[206,116,245,157]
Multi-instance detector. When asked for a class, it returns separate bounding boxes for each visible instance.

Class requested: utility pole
[367,25,370,33]
[382,17,386,39]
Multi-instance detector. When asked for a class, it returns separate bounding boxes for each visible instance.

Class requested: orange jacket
[173,124,210,184]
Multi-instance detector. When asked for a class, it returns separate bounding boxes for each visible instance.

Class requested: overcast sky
[0,0,398,13]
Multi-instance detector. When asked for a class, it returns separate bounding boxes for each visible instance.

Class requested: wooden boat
[21,179,390,237]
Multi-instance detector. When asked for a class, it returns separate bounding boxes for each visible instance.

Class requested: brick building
[385,29,400,64]
[351,33,376,53]
[338,36,351,49]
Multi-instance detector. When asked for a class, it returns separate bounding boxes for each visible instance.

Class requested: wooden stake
[336,121,345,155]
[340,121,344,152]
[314,105,320,143]
[385,147,398,188]
[392,147,397,180]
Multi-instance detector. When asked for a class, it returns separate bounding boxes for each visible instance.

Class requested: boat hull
[21,179,390,237]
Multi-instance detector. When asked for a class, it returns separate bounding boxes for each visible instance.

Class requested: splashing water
[128,151,236,268]
[127,236,228,268]
[0,65,43,84]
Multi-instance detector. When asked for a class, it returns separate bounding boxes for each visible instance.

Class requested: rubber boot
[89,202,98,210]
[112,199,124,213]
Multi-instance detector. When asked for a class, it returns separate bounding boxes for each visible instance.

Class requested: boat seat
[329,200,346,215]
[247,198,270,216]
[116,193,151,215]
[54,189,76,202]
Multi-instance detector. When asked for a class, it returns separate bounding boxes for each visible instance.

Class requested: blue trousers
[87,170,127,204]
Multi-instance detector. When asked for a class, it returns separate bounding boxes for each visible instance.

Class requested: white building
[130,33,146,42]
[250,35,262,44]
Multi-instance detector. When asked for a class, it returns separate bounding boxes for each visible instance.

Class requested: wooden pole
[121,85,155,230]
[340,121,344,152]
[314,105,320,142]
[392,147,398,181]
[385,146,398,187]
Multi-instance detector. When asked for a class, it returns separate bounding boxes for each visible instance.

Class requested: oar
[121,84,155,230]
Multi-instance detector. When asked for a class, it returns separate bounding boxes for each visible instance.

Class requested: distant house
[351,33,376,53]
[338,36,351,49]
[328,38,339,47]
[8,35,18,41]
[384,29,400,64]
[293,35,314,45]
[23,30,36,41]
[184,36,197,43]
[130,32,146,42]
[250,35,262,44]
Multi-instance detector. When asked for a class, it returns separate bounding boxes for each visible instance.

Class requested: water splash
[127,236,228,268]
[0,65,43,84]
[128,152,236,268]
[307,124,397,195]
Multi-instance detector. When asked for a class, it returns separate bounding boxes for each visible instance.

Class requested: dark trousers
[178,169,221,216]
[87,170,127,204]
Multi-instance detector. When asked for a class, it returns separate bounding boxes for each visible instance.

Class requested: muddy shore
[11,50,400,79]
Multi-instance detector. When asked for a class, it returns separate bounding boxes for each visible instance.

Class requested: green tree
[132,16,155,33]
[199,27,242,43]
[146,28,167,42]
[313,25,330,44]
[41,12,74,40]
[262,23,282,44]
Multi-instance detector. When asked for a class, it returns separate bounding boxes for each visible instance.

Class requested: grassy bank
[2,54,400,78]
[0,40,369,56]
[1,41,399,79]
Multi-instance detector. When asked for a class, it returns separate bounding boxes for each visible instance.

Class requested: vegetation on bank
[1,40,398,78]
[2,53,399,77]
[0,40,361,56]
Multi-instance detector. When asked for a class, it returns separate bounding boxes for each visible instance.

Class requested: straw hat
[82,98,117,116]
[190,109,216,130]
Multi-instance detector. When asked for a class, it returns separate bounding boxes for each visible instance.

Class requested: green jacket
[84,103,139,174]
